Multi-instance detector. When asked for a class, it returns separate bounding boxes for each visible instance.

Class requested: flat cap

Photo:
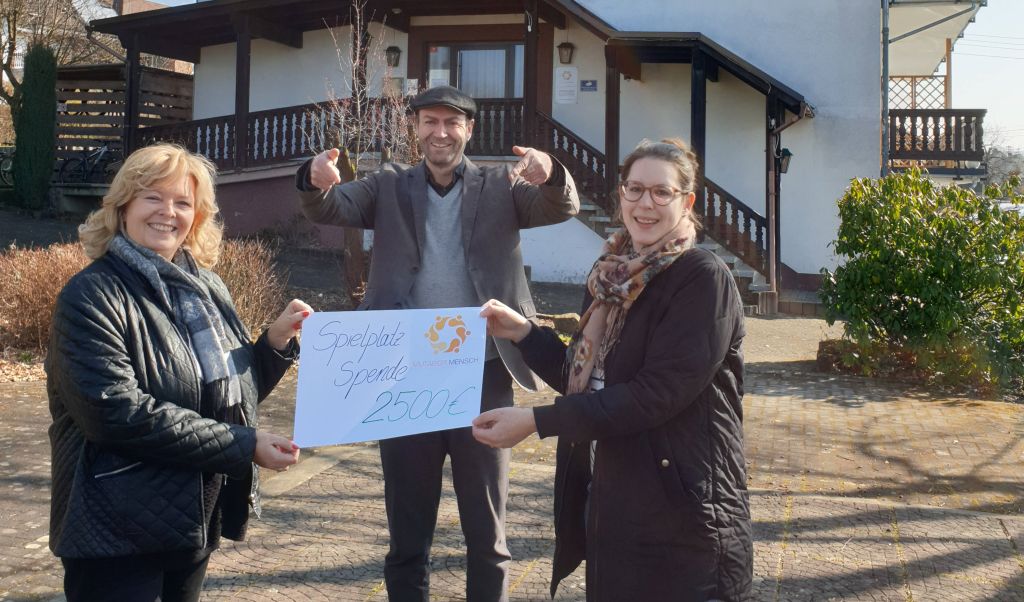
[409,85,477,119]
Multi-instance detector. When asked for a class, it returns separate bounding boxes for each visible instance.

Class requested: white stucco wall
[550,26,779,258]
[574,0,880,274]
[194,24,407,119]
[520,219,604,284]
[548,20,606,148]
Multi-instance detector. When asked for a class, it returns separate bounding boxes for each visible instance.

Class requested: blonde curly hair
[79,143,223,267]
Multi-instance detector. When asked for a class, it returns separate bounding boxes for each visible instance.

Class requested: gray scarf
[108,234,242,414]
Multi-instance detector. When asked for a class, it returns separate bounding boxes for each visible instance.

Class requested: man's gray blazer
[297,157,581,391]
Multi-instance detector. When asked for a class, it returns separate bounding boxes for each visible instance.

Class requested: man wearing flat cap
[296,85,579,601]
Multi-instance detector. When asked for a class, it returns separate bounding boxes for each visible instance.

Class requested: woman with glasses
[472,138,751,601]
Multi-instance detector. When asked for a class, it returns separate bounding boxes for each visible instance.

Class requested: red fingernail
[301,310,310,317]
[293,321,302,330]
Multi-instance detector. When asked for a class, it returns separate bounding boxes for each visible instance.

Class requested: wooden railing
[889,108,986,162]
[140,97,526,169]
[140,114,236,170]
[247,104,314,167]
[467,98,524,156]
[701,177,767,275]
[535,111,611,212]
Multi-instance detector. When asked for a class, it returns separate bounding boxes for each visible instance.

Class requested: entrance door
[428,44,524,98]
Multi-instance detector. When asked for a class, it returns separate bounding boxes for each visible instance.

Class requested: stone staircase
[575,200,619,238]
[695,240,770,316]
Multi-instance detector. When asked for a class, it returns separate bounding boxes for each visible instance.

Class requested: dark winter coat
[521,248,752,601]
[46,252,293,559]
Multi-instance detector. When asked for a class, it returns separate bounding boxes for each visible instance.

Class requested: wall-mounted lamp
[779,148,793,174]
[557,42,575,65]
[385,46,402,67]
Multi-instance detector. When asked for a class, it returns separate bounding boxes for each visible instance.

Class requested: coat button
[660,459,670,468]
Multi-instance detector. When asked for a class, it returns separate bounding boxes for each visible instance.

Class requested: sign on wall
[555,66,578,104]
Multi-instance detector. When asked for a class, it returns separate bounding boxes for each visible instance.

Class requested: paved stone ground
[2,208,1023,600]
[2,358,1022,601]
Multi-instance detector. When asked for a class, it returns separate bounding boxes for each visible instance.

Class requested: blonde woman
[47,144,311,602]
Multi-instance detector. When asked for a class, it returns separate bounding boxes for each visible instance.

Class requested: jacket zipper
[170,321,207,549]
[590,451,599,594]
[93,461,142,479]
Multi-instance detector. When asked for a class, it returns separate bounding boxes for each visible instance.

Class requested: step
[748,283,773,293]
[580,203,601,212]
[778,299,826,318]
[589,215,612,223]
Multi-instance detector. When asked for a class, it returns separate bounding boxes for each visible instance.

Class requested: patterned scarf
[108,234,242,414]
[565,222,696,395]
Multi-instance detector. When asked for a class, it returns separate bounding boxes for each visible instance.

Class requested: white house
[88,0,988,312]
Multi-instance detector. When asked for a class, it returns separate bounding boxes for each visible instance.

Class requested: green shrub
[0,239,288,353]
[820,169,1024,392]
[13,45,57,211]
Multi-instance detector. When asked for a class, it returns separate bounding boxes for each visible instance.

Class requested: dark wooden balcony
[138,98,528,171]
[888,108,986,170]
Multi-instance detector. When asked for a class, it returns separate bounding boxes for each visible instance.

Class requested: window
[427,43,524,98]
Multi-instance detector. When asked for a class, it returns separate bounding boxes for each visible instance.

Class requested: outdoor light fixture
[385,46,402,67]
[779,147,793,174]
[557,42,575,65]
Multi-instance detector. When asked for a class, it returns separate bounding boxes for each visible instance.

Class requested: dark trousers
[62,553,211,602]
[379,358,514,602]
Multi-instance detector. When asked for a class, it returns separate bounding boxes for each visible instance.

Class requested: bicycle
[58,142,123,184]
[0,147,14,186]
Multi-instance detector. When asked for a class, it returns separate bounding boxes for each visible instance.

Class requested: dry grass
[0,238,288,360]
[0,243,90,352]
[213,238,288,337]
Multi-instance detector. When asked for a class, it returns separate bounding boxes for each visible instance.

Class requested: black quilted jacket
[46,253,293,559]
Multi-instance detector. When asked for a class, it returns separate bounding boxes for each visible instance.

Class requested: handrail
[702,177,768,276]
[535,110,610,212]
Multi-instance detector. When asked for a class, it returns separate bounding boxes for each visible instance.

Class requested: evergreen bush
[13,44,57,211]
[820,169,1024,393]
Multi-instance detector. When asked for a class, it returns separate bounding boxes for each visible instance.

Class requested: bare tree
[0,0,121,128]
[984,127,1024,192]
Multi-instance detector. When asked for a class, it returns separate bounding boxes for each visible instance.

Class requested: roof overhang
[546,2,811,116]
[888,0,986,75]
[91,0,810,116]
[606,33,810,118]
[90,0,568,62]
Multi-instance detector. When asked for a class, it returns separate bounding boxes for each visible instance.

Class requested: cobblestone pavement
[3,360,1022,601]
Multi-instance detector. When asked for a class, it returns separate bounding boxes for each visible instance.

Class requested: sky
[952,0,1024,152]
[157,0,1022,151]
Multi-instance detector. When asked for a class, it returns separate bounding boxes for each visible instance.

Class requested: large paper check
[293,308,486,447]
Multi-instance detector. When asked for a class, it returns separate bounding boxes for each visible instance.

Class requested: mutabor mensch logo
[425,315,470,354]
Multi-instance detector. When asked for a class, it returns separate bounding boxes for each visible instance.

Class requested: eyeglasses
[619,180,684,206]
